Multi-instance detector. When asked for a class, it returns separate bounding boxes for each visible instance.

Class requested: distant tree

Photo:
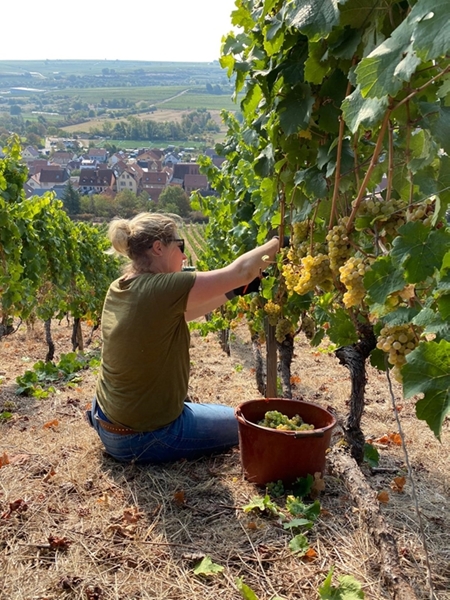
[10,104,22,116]
[26,132,43,148]
[115,189,139,218]
[62,181,81,216]
[158,186,191,218]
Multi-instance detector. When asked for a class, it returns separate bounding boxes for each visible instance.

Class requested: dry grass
[1,320,449,600]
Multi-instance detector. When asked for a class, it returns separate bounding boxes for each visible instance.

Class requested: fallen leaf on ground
[390,476,406,493]
[1,498,28,519]
[173,490,186,505]
[48,535,72,550]
[0,452,10,467]
[377,491,390,504]
[43,419,59,429]
[123,506,142,524]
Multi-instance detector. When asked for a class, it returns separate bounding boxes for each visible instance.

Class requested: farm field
[0,316,449,600]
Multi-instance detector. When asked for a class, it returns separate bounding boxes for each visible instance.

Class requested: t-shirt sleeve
[138,272,196,315]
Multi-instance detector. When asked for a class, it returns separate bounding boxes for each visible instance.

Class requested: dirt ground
[0,318,449,600]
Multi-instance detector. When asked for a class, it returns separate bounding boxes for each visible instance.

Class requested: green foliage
[158,186,191,218]
[15,352,95,397]
[363,443,380,469]
[193,556,224,577]
[319,567,365,599]
[0,139,121,330]
[242,494,284,519]
[191,0,450,438]
[403,340,450,439]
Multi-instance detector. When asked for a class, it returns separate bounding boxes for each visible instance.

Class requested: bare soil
[0,319,449,600]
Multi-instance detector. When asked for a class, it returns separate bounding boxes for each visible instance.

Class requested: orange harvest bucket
[235,398,336,485]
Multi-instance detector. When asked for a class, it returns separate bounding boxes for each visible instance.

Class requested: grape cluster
[263,300,282,326]
[290,221,310,261]
[326,217,351,272]
[292,254,332,296]
[376,324,419,382]
[354,197,406,239]
[406,197,435,226]
[339,256,370,308]
[258,410,315,431]
[275,317,294,343]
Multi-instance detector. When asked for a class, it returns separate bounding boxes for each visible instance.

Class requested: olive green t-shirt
[95,271,196,431]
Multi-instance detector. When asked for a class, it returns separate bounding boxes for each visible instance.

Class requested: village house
[78,167,115,195]
[87,147,108,163]
[26,159,50,176]
[183,173,209,194]
[49,151,76,168]
[22,146,40,162]
[114,162,144,195]
[26,167,70,190]
[141,170,170,202]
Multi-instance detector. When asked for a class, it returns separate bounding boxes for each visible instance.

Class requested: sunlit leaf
[403,340,450,439]
[391,222,450,283]
[193,556,224,577]
[289,533,310,555]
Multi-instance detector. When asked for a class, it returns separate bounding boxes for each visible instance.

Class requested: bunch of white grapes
[355,197,407,238]
[339,256,370,308]
[263,300,282,326]
[293,254,333,296]
[326,217,351,272]
[376,324,419,382]
[258,410,315,431]
[282,262,302,293]
[275,317,294,343]
[289,221,310,261]
[406,197,435,227]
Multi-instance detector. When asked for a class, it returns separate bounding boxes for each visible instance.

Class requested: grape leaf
[319,567,365,599]
[412,307,450,341]
[364,256,406,304]
[193,556,224,577]
[408,0,450,62]
[279,84,314,136]
[342,85,389,132]
[391,221,450,283]
[235,578,259,600]
[288,533,310,555]
[286,0,340,40]
[402,340,450,439]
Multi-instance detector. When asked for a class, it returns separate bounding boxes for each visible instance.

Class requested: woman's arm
[185,295,228,322]
[185,238,279,316]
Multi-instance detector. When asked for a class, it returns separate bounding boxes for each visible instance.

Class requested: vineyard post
[265,320,277,398]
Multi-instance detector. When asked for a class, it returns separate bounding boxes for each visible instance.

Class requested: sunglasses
[171,238,185,253]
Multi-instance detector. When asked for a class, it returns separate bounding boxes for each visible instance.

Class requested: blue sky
[2,0,238,62]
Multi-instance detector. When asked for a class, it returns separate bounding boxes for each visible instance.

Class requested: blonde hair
[108,213,177,274]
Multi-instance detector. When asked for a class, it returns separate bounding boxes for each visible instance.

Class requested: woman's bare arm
[185,238,279,316]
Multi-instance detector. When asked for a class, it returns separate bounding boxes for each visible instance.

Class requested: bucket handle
[236,409,326,438]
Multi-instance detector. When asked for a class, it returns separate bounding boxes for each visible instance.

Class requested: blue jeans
[87,397,239,464]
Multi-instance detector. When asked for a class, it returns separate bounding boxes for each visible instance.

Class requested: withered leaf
[48,535,72,550]
[0,452,10,467]
[377,491,390,504]
[390,476,406,493]
[43,419,59,429]
[123,506,142,524]
[1,498,28,519]
[173,490,186,505]
[58,576,82,590]
[85,585,103,600]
